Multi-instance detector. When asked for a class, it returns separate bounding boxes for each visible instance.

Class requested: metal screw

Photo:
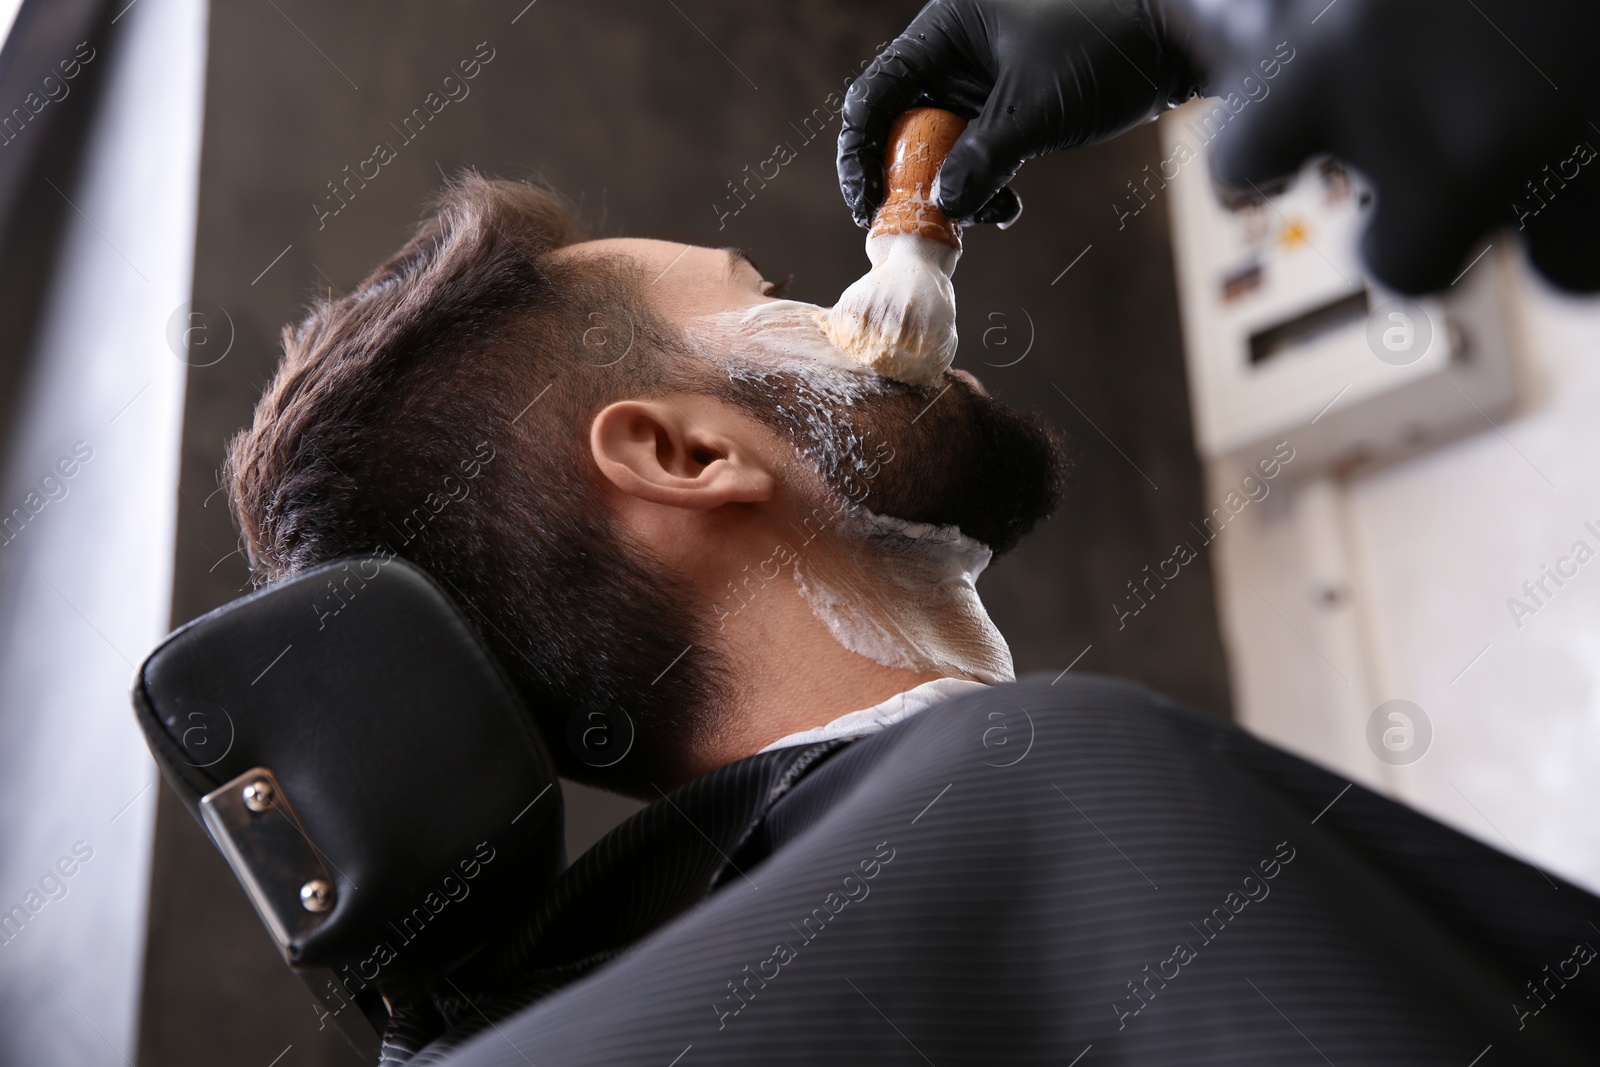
[300,879,334,913]
[242,778,275,813]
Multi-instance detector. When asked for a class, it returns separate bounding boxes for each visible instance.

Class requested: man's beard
[714,368,1066,557]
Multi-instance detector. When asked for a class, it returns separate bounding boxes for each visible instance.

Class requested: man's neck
[678,568,994,781]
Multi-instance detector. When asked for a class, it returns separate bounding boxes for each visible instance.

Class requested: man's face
[560,238,1064,556]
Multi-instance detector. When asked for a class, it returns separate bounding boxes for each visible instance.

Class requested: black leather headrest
[131,554,564,1001]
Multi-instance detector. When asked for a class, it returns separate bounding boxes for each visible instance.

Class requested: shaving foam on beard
[824,107,967,387]
[682,302,1015,684]
[685,300,885,479]
[795,509,1015,684]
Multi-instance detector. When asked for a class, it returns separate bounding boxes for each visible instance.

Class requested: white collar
[755,676,990,754]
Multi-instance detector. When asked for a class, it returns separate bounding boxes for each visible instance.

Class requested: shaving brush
[825,107,966,386]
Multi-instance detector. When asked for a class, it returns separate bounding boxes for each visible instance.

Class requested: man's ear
[590,396,775,510]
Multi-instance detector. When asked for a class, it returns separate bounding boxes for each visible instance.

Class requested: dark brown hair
[225,175,724,794]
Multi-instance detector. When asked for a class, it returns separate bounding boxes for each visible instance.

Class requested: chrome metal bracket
[200,766,336,963]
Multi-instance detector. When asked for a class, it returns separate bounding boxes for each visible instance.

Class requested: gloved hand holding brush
[839,0,1600,294]
[836,0,1201,232]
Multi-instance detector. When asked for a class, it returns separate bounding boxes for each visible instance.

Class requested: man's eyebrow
[721,246,761,279]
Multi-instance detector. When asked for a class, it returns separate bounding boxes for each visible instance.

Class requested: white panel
[1342,270,1600,892]
[1203,228,1600,893]
[0,1,24,49]
[0,0,207,1063]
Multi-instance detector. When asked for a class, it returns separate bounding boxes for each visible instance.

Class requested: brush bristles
[824,233,959,386]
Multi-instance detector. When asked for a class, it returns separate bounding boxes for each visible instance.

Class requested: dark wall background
[138,1,1231,1063]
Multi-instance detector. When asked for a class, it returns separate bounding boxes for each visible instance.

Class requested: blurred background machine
[1162,97,1599,902]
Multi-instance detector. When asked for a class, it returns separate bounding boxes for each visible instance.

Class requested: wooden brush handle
[869,107,966,250]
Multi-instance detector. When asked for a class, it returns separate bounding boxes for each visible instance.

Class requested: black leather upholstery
[131,554,565,989]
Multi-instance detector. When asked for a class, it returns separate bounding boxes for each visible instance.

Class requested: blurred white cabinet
[1160,100,1520,480]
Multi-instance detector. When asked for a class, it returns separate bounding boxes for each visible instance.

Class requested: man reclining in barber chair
[138,175,1599,1065]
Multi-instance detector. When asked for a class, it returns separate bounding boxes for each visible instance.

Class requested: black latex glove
[837,0,1202,230]
[1204,0,1600,294]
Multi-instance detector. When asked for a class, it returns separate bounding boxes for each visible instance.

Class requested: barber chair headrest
[131,553,565,1058]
